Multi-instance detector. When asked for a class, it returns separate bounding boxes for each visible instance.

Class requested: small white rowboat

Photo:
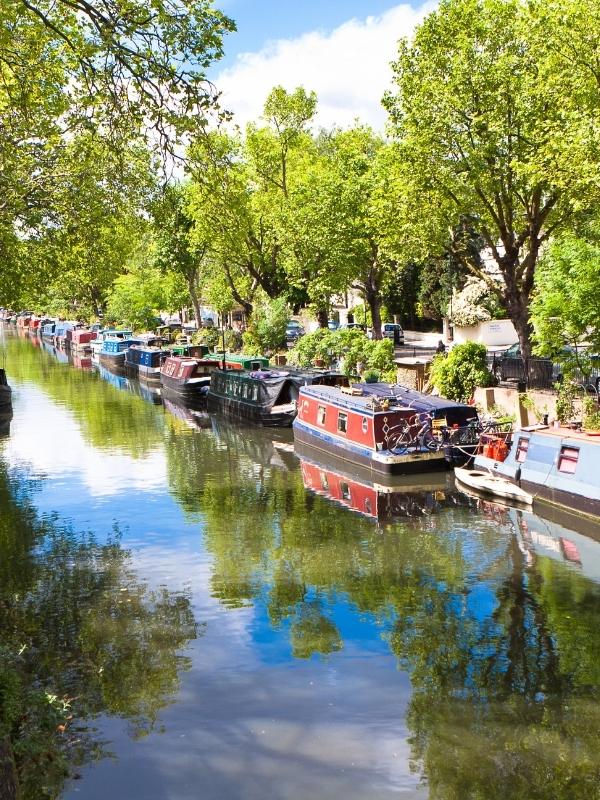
[454,467,533,505]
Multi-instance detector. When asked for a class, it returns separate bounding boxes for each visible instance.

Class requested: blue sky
[211,0,435,129]
[215,0,406,70]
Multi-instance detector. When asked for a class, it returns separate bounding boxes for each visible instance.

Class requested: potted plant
[362,368,380,384]
[582,396,600,434]
[555,381,577,426]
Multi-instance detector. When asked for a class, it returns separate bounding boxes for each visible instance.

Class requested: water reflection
[3,329,600,798]
[0,459,198,800]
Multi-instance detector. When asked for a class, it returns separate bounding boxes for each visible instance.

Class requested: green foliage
[582,397,600,432]
[288,328,394,376]
[193,327,220,350]
[242,297,289,354]
[532,229,600,356]
[429,342,494,402]
[555,381,578,424]
[382,0,600,356]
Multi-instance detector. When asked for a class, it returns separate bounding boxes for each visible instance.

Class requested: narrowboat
[474,426,600,519]
[98,335,140,373]
[91,329,133,360]
[297,443,464,521]
[293,383,479,474]
[160,355,219,406]
[207,368,348,427]
[125,343,166,385]
[41,321,56,341]
[54,321,80,350]
[170,342,211,358]
[0,368,12,417]
[204,352,270,371]
[70,327,98,353]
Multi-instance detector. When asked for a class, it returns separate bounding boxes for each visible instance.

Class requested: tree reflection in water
[166,420,600,797]
[0,461,199,800]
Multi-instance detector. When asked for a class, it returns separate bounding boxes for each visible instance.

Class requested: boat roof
[518,426,600,447]
[300,383,474,414]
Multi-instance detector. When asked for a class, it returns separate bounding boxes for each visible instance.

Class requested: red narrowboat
[293,383,479,474]
[160,356,220,406]
[70,328,97,352]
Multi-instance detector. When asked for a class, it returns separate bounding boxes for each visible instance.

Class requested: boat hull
[161,374,210,408]
[207,391,295,427]
[454,467,533,505]
[293,419,447,474]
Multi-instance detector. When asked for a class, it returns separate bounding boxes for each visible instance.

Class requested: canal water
[2,330,600,799]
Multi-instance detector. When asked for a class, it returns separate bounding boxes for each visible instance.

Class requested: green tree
[383,0,600,360]
[531,230,600,357]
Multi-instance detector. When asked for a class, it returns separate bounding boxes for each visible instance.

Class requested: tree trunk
[316,308,328,329]
[367,292,383,340]
[188,276,202,329]
[0,736,19,800]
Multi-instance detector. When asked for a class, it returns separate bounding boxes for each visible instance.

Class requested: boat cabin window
[251,360,262,370]
[558,446,579,474]
[516,437,529,463]
[319,471,329,490]
[362,417,368,434]
[338,412,348,434]
[364,497,372,515]
[340,482,350,501]
[317,405,326,426]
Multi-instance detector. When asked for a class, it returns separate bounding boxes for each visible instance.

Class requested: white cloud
[214,2,437,131]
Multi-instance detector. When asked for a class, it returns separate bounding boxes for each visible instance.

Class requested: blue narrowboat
[475,427,600,519]
[91,329,132,360]
[54,320,79,349]
[99,336,140,373]
[125,342,166,385]
[41,321,56,341]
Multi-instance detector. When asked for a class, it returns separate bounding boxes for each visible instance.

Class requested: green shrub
[555,381,577,424]
[582,396,600,430]
[193,327,219,349]
[429,341,494,402]
[242,298,289,355]
[288,329,395,376]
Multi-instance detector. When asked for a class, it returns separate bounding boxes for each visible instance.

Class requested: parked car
[496,343,600,388]
[381,323,404,345]
[285,321,305,343]
[327,320,340,331]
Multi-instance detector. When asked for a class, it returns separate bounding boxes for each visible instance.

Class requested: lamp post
[221,315,227,371]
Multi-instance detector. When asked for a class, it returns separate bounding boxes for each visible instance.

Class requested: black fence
[489,353,600,393]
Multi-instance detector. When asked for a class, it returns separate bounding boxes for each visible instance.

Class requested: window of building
[558,446,579,474]
[338,412,348,434]
[516,437,529,463]
[317,405,326,426]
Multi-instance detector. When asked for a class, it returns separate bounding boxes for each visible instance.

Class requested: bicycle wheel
[386,424,411,454]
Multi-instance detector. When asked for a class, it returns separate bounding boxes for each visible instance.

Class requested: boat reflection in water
[163,397,211,430]
[295,440,466,521]
[474,495,600,583]
[0,367,12,437]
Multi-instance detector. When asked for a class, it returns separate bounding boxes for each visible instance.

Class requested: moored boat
[70,327,98,353]
[207,368,348,427]
[125,343,166,385]
[293,382,480,474]
[204,352,270,371]
[454,467,533,505]
[91,329,132,360]
[99,335,140,374]
[474,426,600,519]
[160,355,218,406]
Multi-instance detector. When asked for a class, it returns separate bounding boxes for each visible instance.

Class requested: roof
[300,382,474,414]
